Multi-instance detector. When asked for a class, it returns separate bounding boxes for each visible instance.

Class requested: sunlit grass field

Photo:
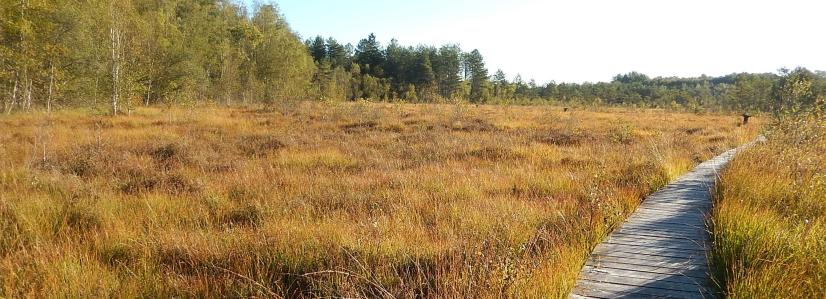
[712,114,825,298]
[0,102,759,297]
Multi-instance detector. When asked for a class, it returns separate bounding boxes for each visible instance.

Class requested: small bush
[238,134,285,156]
[0,205,27,255]
[461,146,520,161]
[341,121,379,133]
[219,205,262,227]
[535,130,591,146]
[99,243,136,267]
[53,200,102,236]
[449,118,498,132]
[150,143,188,169]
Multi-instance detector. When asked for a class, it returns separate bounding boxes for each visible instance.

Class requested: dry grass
[712,113,825,298]
[0,102,759,298]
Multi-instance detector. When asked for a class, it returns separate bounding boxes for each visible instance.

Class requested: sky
[249,0,825,83]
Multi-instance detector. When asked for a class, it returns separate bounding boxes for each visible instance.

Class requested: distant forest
[1,0,824,114]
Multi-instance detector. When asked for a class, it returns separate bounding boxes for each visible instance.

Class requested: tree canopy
[1,0,314,114]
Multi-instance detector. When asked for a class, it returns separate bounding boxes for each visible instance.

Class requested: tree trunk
[110,26,121,116]
[145,79,152,106]
[6,76,18,115]
[19,0,27,112]
[93,77,98,106]
[47,61,54,113]
[24,78,32,111]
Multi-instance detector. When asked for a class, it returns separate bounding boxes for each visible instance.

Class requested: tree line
[1,0,823,115]
[308,32,825,114]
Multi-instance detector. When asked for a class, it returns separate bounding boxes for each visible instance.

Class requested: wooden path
[570,147,744,299]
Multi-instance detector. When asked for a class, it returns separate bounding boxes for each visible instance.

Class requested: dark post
[742,114,751,125]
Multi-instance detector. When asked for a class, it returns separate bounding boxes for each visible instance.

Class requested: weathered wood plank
[613,226,708,237]
[618,223,707,233]
[604,237,707,251]
[610,231,707,243]
[592,251,707,264]
[585,260,709,279]
[574,279,705,299]
[582,271,712,293]
[589,255,709,271]
[581,265,710,286]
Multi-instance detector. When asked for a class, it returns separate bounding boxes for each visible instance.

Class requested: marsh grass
[712,113,825,298]
[0,102,757,297]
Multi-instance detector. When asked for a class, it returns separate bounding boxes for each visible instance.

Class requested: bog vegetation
[0,103,759,297]
[712,109,825,299]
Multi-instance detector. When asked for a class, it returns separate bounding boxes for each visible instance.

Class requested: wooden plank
[641,204,707,210]
[613,226,708,237]
[618,220,708,230]
[595,244,707,257]
[582,272,712,293]
[619,225,707,236]
[592,251,707,264]
[632,207,708,215]
[605,235,708,249]
[636,206,708,213]
[639,201,709,208]
[629,211,707,219]
[585,260,709,279]
[603,237,708,251]
[610,231,706,242]
[610,231,707,243]
[620,221,707,230]
[589,255,709,271]
[601,233,707,247]
[612,230,707,242]
[625,215,707,225]
[581,265,711,286]
[574,279,704,299]
[637,203,710,211]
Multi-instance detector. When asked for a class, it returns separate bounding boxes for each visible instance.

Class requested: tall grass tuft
[712,112,825,298]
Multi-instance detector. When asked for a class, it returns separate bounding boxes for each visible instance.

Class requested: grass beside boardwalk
[0,102,758,297]
[712,113,825,298]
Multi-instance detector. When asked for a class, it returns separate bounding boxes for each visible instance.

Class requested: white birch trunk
[110,26,121,116]
[47,61,54,113]
[145,79,151,106]
[24,77,32,111]
[6,76,18,115]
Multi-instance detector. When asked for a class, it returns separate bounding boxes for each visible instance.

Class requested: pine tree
[326,37,349,69]
[355,33,384,77]
[464,49,490,102]
[309,35,327,62]
[433,44,462,99]
[415,48,436,101]
[492,69,508,99]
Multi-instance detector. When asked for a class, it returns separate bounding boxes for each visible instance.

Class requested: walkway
[570,147,744,299]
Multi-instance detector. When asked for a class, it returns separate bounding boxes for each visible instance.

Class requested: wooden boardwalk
[570,147,743,299]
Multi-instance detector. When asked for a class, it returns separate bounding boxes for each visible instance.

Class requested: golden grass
[0,102,759,297]
[712,114,825,298]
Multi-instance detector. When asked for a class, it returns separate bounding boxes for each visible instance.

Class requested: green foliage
[0,0,314,112]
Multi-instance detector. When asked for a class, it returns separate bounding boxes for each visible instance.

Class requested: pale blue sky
[246,0,826,83]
